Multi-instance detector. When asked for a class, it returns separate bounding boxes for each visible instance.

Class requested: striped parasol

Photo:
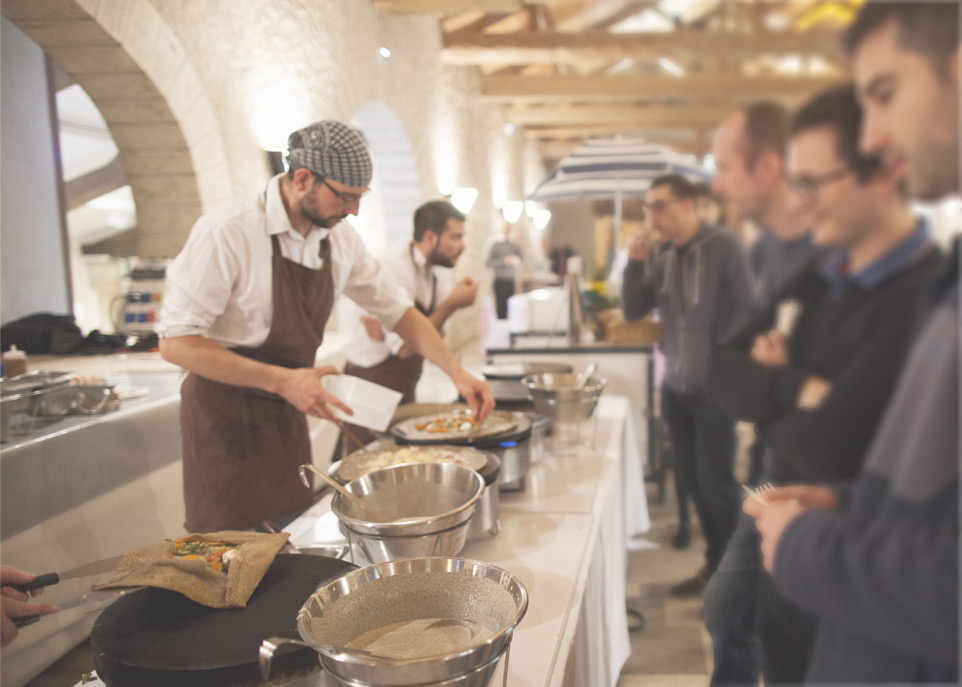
[529,136,712,203]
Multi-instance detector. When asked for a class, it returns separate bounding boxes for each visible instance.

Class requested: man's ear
[291,168,315,192]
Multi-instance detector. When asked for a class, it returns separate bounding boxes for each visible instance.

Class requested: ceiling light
[503,122,516,136]
[533,209,552,231]
[450,187,479,214]
[502,201,524,224]
[378,46,391,60]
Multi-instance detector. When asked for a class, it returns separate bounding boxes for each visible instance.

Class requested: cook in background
[1,566,60,647]
[622,173,756,598]
[157,121,493,533]
[745,2,959,683]
[706,84,943,686]
[483,221,523,320]
[342,200,478,443]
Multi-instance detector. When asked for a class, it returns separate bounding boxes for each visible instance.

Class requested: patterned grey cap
[286,120,373,188]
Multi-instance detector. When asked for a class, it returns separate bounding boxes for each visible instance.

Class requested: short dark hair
[844,2,959,80]
[692,181,722,204]
[741,102,791,169]
[650,174,697,201]
[413,200,465,242]
[790,84,884,184]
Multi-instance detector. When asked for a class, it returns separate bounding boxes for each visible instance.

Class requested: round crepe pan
[91,553,356,687]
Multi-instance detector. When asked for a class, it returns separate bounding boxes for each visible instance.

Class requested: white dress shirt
[344,241,452,368]
[157,175,413,348]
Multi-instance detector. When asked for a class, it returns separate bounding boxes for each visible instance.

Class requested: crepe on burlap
[92,531,288,608]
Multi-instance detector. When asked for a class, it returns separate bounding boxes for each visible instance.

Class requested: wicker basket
[603,313,662,345]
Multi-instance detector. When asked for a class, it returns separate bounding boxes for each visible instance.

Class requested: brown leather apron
[180,233,335,532]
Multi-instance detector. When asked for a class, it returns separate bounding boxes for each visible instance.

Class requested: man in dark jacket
[745,3,959,683]
[706,84,942,685]
[623,173,756,594]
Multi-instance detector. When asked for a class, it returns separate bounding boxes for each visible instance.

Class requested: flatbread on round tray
[393,408,518,441]
[335,445,489,482]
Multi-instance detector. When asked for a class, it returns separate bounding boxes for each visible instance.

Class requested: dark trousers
[757,573,818,684]
[704,512,762,685]
[493,278,515,319]
[661,385,740,572]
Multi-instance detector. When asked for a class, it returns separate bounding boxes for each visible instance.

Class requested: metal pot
[333,463,484,563]
[523,372,606,424]
[259,557,528,687]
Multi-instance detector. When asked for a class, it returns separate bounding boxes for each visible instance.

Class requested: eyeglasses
[315,176,367,206]
[644,198,679,214]
[787,165,854,202]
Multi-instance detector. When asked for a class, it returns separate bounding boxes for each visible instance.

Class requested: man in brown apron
[158,121,493,532]
[344,200,478,404]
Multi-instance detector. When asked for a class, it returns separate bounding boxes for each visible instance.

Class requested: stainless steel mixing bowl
[523,372,606,423]
[260,557,528,687]
[333,462,484,563]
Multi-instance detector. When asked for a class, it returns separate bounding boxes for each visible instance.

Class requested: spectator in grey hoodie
[623,173,756,595]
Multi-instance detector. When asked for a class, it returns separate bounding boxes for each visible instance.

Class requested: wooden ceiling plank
[481,73,845,102]
[505,102,733,126]
[373,0,522,14]
[442,29,844,65]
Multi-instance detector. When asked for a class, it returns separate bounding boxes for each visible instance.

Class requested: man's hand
[448,278,479,309]
[743,484,841,520]
[797,376,832,410]
[751,330,789,366]
[753,500,806,573]
[453,371,494,422]
[1,566,60,647]
[275,366,354,422]
[360,315,385,342]
[504,255,521,268]
[627,231,651,261]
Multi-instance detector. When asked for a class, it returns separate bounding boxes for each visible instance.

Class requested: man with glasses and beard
[158,121,492,533]
[622,174,756,597]
[744,3,959,682]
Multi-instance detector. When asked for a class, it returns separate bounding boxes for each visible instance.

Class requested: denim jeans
[704,512,762,686]
[661,385,740,572]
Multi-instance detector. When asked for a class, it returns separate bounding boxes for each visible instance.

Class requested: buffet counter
[286,395,648,687]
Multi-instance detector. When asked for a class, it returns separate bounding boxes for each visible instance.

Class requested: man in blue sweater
[745,3,959,682]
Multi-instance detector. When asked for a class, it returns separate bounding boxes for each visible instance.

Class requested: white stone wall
[147,0,542,354]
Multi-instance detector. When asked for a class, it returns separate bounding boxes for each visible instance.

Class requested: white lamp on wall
[502,200,524,223]
[450,187,479,214]
[533,208,552,231]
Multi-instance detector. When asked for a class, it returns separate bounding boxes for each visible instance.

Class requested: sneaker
[672,525,691,550]
[669,566,710,597]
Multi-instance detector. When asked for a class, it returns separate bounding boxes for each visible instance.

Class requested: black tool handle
[6,572,60,593]
[13,615,40,629]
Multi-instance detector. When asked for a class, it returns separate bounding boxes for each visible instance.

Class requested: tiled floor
[617,477,713,687]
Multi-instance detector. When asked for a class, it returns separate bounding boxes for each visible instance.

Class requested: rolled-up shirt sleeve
[156,217,243,340]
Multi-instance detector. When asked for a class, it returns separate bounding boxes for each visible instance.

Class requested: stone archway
[1,0,232,258]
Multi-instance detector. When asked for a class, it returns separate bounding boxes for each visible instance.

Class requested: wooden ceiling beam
[373,0,577,14]
[482,73,845,102]
[505,102,733,126]
[442,29,844,65]
[524,124,711,140]
[554,1,657,32]
[538,137,707,160]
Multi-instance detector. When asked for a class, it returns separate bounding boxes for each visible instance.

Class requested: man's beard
[300,194,343,229]
[428,245,456,268]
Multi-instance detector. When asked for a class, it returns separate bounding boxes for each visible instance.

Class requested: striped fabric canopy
[529,136,713,203]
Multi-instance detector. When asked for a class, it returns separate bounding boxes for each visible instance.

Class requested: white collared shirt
[344,241,452,368]
[157,175,413,348]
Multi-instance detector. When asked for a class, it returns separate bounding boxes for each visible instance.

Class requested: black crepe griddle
[481,361,572,380]
[91,553,356,687]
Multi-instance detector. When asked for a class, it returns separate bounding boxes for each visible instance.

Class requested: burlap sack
[92,530,289,609]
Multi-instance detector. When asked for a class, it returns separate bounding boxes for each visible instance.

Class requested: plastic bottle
[2,345,28,378]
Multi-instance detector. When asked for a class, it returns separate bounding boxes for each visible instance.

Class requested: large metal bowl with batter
[260,557,528,687]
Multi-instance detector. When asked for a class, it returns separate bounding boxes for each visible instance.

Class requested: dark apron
[180,233,335,532]
[338,247,435,454]
[344,245,436,405]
